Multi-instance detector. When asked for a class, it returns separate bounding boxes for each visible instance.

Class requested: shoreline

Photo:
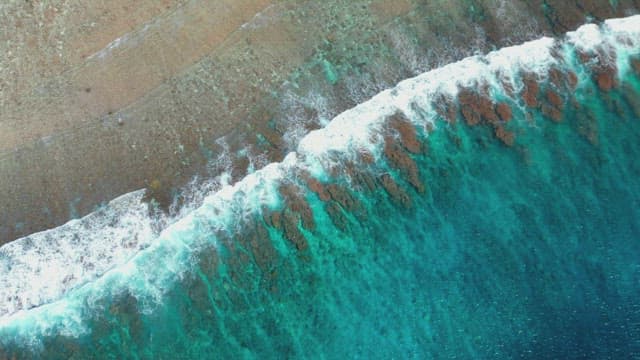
[1,0,638,243]
[1,15,640,354]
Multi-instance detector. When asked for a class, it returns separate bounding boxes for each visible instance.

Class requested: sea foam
[1,15,640,345]
[0,190,155,317]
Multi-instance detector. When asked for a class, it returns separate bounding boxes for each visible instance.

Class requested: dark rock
[539,1,587,34]
[279,184,315,231]
[388,113,422,153]
[461,103,482,126]
[433,93,458,123]
[494,126,514,146]
[380,174,412,208]
[383,136,424,193]
[304,175,331,201]
[577,49,591,64]
[282,209,308,251]
[351,171,377,193]
[245,221,279,273]
[496,102,512,122]
[262,210,282,230]
[325,201,349,231]
[541,88,564,122]
[542,104,563,122]
[326,184,360,212]
[458,88,482,126]
[546,89,563,108]
[548,67,565,88]
[596,71,616,92]
[257,126,285,150]
[521,73,539,107]
[230,155,251,183]
[359,149,375,164]
[457,86,499,126]
[584,46,618,92]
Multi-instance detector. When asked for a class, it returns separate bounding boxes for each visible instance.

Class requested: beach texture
[2,0,639,242]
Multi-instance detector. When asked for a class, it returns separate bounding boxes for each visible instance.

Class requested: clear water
[2,18,640,359]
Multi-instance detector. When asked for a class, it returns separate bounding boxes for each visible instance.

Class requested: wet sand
[1,0,638,243]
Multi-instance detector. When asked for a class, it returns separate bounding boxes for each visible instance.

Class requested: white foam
[0,190,156,317]
[297,37,558,173]
[605,14,640,40]
[568,15,640,51]
[568,23,604,51]
[0,158,290,343]
[2,14,640,345]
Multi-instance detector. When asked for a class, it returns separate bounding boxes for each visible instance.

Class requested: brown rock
[242,221,279,273]
[262,208,283,230]
[325,201,349,231]
[521,74,539,107]
[279,184,315,231]
[546,89,563,108]
[577,50,591,64]
[270,211,282,229]
[494,126,514,146]
[388,113,421,153]
[457,87,499,125]
[596,71,616,92]
[304,175,330,201]
[326,184,360,212]
[384,136,424,193]
[230,155,251,183]
[458,88,481,125]
[461,104,482,126]
[479,101,500,125]
[496,102,512,122]
[352,171,377,193]
[359,149,375,164]
[433,93,458,123]
[608,97,626,119]
[589,47,618,92]
[257,127,285,150]
[380,174,411,208]
[541,104,563,122]
[548,67,564,88]
[282,209,308,251]
[343,160,357,180]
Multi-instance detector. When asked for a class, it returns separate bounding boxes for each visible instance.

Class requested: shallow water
[2,17,640,359]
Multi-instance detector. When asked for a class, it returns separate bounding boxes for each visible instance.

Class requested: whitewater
[2,15,640,357]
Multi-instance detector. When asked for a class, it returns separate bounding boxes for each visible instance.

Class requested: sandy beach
[1,0,637,243]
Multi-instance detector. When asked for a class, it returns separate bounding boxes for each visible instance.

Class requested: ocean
[1,16,640,359]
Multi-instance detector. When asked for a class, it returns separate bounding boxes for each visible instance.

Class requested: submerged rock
[388,113,422,154]
[521,73,540,108]
[496,102,513,122]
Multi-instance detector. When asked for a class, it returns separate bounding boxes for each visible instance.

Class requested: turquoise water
[2,22,640,359]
